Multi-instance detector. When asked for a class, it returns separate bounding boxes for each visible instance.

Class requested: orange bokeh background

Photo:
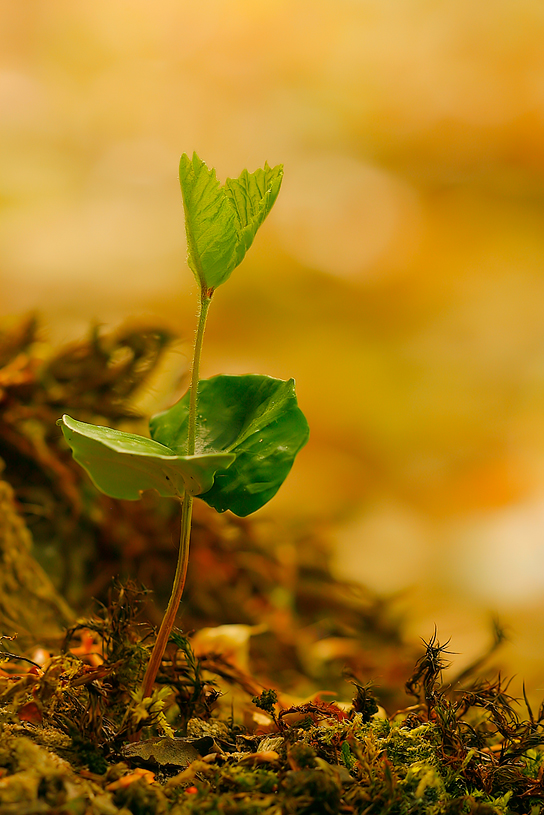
[3,0,544,696]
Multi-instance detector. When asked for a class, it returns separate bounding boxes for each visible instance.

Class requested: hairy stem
[140,289,212,702]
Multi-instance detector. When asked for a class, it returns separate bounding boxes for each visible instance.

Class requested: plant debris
[1,615,544,814]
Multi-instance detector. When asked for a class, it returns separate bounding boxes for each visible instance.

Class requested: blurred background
[2,0,544,694]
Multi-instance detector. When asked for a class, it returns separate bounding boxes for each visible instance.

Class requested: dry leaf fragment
[17,701,43,724]
[122,736,214,768]
[106,767,155,790]
[164,759,215,789]
[69,629,104,667]
[238,750,280,766]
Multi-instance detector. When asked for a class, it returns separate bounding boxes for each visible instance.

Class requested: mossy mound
[1,596,543,814]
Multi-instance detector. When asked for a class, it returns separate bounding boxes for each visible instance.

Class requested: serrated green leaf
[150,374,309,516]
[179,153,283,291]
[57,414,234,500]
[179,152,239,291]
[224,163,283,268]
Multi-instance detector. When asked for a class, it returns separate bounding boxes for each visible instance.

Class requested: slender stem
[140,494,193,700]
[140,288,213,702]
[187,291,212,455]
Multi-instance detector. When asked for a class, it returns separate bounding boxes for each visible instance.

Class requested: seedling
[57,153,309,703]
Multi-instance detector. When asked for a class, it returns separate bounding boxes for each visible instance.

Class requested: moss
[2,659,544,814]
[113,777,165,815]
[0,734,103,812]
[171,790,279,815]
[216,766,278,794]
[70,732,109,774]
[287,741,317,770]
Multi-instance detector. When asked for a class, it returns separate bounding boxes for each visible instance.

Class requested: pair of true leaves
[57,154,309,516]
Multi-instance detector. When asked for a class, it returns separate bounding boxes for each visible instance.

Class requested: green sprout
[57,153,309,704]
